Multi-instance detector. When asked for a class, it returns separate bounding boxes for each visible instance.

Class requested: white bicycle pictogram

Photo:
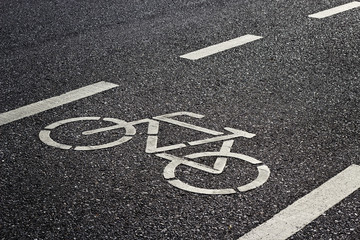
[39,111,270,195]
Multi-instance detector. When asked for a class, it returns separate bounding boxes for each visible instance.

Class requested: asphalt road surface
[1,1,359,239]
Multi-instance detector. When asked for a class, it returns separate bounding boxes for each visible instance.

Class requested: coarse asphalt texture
[1,0,359,239]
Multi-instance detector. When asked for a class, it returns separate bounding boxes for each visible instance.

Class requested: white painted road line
[238,164,360,240]
[180,34,263,60]
[0,81,118,126]
[309,1,360,19]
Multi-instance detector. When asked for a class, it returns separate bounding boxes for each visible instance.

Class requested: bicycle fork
[158,140,235,175]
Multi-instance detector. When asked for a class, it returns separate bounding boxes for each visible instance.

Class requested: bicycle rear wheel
[39,117,136,150]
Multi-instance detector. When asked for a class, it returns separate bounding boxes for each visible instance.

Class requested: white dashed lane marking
[309,1,360,19]
[0,81,118,126]
[238,164,360,240]
[180,34,263,60]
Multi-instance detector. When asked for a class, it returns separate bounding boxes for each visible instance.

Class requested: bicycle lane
[1,1,360,239]
[1,89,359,240]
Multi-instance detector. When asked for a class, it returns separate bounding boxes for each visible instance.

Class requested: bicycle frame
[40,111,254,151]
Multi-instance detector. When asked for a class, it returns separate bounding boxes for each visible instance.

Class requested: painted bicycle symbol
[39,112,270,195]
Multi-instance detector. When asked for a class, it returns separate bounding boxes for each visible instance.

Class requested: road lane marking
[0,81,118,126]
[309,1,360,18]
[180,34,263,60]
[238,164,360,240]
